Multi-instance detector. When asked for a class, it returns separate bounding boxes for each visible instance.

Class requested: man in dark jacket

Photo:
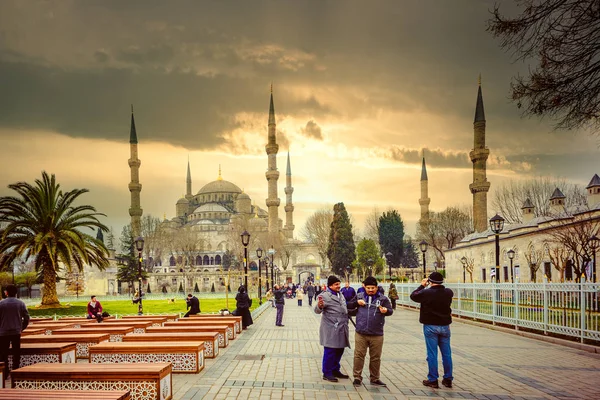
[184,294,201,317]
[410,272,453,389]
[305,283,315,306]
[273,285,287,326]
[348,276,392,387]
[0,284,30,376]
[340,281,356,304]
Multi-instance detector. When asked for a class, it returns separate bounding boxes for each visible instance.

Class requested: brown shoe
[442,378,452,388]
[370,379,387,387]
[422,380,439,388]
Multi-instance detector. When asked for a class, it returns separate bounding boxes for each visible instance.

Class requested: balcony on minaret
[265,170,280,180]
[469,181,490,194]
[469,147,489,163]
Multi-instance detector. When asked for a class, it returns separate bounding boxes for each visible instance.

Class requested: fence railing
[393,282,600,344]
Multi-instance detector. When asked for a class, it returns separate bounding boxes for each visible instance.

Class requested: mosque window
[210,257,214,265]
[215,255,222,265]
[172,278,177,285]
[203,255,210,265]
[169,256,176,266]
[196,255,202,265]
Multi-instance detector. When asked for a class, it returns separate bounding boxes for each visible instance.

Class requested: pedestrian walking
[306,283,315,306]
[348,276,393,387]
[273,284,286,326]
[340,281,356,304]
[314,275,350,382]
[410,272,454,389]
[0,284,30,377]
[184,294,201,317]
[296,287,304,306]
[235,285,253,329]
[314,283,322,303]
[388,283,399,310]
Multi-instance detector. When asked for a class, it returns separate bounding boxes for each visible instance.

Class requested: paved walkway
[173,299,600,400]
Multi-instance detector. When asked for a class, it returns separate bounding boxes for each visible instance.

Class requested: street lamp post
[367,258,373,277]
[489,214,505,283]
[75,272,80,299]
[419,240,428,279]
[460,256,467,283]
[507,249,515,283]
[134,236,145,315]
[256,247,263,305]
[589,235,599,283]
[240,230,251,289]
[385,252,393,282]
[268,246,275,288]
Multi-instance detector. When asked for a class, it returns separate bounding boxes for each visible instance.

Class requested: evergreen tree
[356,238,384,277]
[194,282,200,293]
[327,203,356,276]
[379,210,405,270]
[116,225,141,288]
[400,236,419,269]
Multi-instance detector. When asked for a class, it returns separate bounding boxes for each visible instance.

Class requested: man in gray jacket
[348,276,393,387]
[0,284,30,376]
[314,275,350,382]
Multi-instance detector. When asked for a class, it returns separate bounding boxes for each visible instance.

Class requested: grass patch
[28,298,259,317]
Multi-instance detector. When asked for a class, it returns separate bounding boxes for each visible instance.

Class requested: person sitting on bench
[87,295,103,322]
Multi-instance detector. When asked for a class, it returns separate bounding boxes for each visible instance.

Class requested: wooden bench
[89,342,205,373]
[0,389,131,399]
[11,363,172,400]
[120,314,178,322]
[76,321,153,334]
[164,320,236,340]
[7,342,76,371]
[21,328,46,336]
[29,317,54,323]
[52,327,135,342]
[105,318,167,327]
[187,315,242,334]
[0,362,4,388]
[22,322,80,335]
[122,332,220,358]
[58,316,115,321]
[21,333,110,359]
[146,325,229,348]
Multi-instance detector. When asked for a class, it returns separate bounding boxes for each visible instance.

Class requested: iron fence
[393,282,600,343]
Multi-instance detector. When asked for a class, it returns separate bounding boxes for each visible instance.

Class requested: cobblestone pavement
[173,299,600,400]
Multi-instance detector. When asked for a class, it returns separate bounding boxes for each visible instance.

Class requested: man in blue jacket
[410,272,453,389]
[348,276,393,387]
[0,284,30,376]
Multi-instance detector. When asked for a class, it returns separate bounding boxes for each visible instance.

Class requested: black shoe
[276,324,284,327]
[422,380,439,388]
[353,379,362,386]
[332,371,349,379]
[323,375,338,382]
[442,378,452,388]
[370,379,387,387]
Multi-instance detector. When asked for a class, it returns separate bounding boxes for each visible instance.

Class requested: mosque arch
[196,255,202,265]
[203,255,210,265]
[169,256,176,267]
[215,255,222,265]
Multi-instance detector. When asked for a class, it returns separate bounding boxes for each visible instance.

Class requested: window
[503,266,509,282]
[565,260,573,281]
[196,255,202,265]
[544,262,552,281]
[481,268,487,283]
[169,256,176,267]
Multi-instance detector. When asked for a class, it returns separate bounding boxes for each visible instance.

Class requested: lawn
[28,298,259,318]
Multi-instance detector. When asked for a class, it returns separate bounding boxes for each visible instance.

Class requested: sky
[0,0,598,242]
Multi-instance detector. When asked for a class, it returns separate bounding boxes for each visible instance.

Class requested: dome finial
[217,164,223,181]
[478,74,481,86]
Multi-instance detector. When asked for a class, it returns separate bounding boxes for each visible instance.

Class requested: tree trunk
[41,267,60,307]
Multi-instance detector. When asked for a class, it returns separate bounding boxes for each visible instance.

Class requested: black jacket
[348,292,393,336]
[236,292,251,309]
[186,296,201,314]
[410,285,453,326]
[0,297,30,336]
[273,288,286,304]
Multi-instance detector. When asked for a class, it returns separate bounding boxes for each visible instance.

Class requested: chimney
[521,198,535,223]
[586,174,600,208]
[549,188,566,215]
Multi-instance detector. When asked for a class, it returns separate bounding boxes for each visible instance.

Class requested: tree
[488,0,600,131]
[378,210,404,269]
[301,208,333,267]
[106,228,115,250]
[117,225,143,292]
[417,206,472,263]
[327,203,356,276]
[492,177,586,224]
[363,207,380,244]
[356,239,384,279]
[0,171,109,307]
[546,243,571,282]
[400,236,419,269]
[15,272,38,298]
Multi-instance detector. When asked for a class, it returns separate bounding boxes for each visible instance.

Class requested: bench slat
[0,389,130,400]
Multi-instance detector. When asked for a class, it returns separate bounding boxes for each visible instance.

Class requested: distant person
[235,285,253,329]
[184,294,201,317]
[314,283,322,303]
[273,284,287,326]
[348,276,393,387]
[388,283,399,310]
[314,275,350,382]
[341,281,356,304]
[0,284,30,376]
[410,272,454,389]
[306,283,315,306]
[87,295,103,322]
[296,287,304,306]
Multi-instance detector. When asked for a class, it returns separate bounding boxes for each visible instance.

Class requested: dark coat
[0,297,30,336]
[410,285,453,325]
[306,284,315,297]
[186,296,201,314]
[348,292,393,336]
[273,288,286,305]
[235,291,251,309]
[314,290,350,348]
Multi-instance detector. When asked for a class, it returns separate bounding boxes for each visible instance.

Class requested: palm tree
[0,171,109,307]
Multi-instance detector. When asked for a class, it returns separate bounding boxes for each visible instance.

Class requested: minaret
[128,105,143,238]
[469,76,491,232]
[185,158,193,200]
[265,84,281,234]
[419,153,431,219]
[283,151,295,239]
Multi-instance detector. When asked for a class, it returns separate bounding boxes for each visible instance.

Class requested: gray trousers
[275,303,284,325]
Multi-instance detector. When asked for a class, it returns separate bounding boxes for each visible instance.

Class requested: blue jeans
[423,325,453,382]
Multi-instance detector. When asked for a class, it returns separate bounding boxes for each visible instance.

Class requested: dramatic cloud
[300,120,323,140]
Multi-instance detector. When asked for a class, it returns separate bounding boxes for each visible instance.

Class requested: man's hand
[378,306,388,314]
[317,297,325,309]
[357,299,366,306]
[421,278,429,287]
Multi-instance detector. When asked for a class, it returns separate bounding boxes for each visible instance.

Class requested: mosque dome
[197,179,242,195]
[249,215,268,227]
[193,203,229,213]
[177,197,189,204]
[237,192,250,200]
